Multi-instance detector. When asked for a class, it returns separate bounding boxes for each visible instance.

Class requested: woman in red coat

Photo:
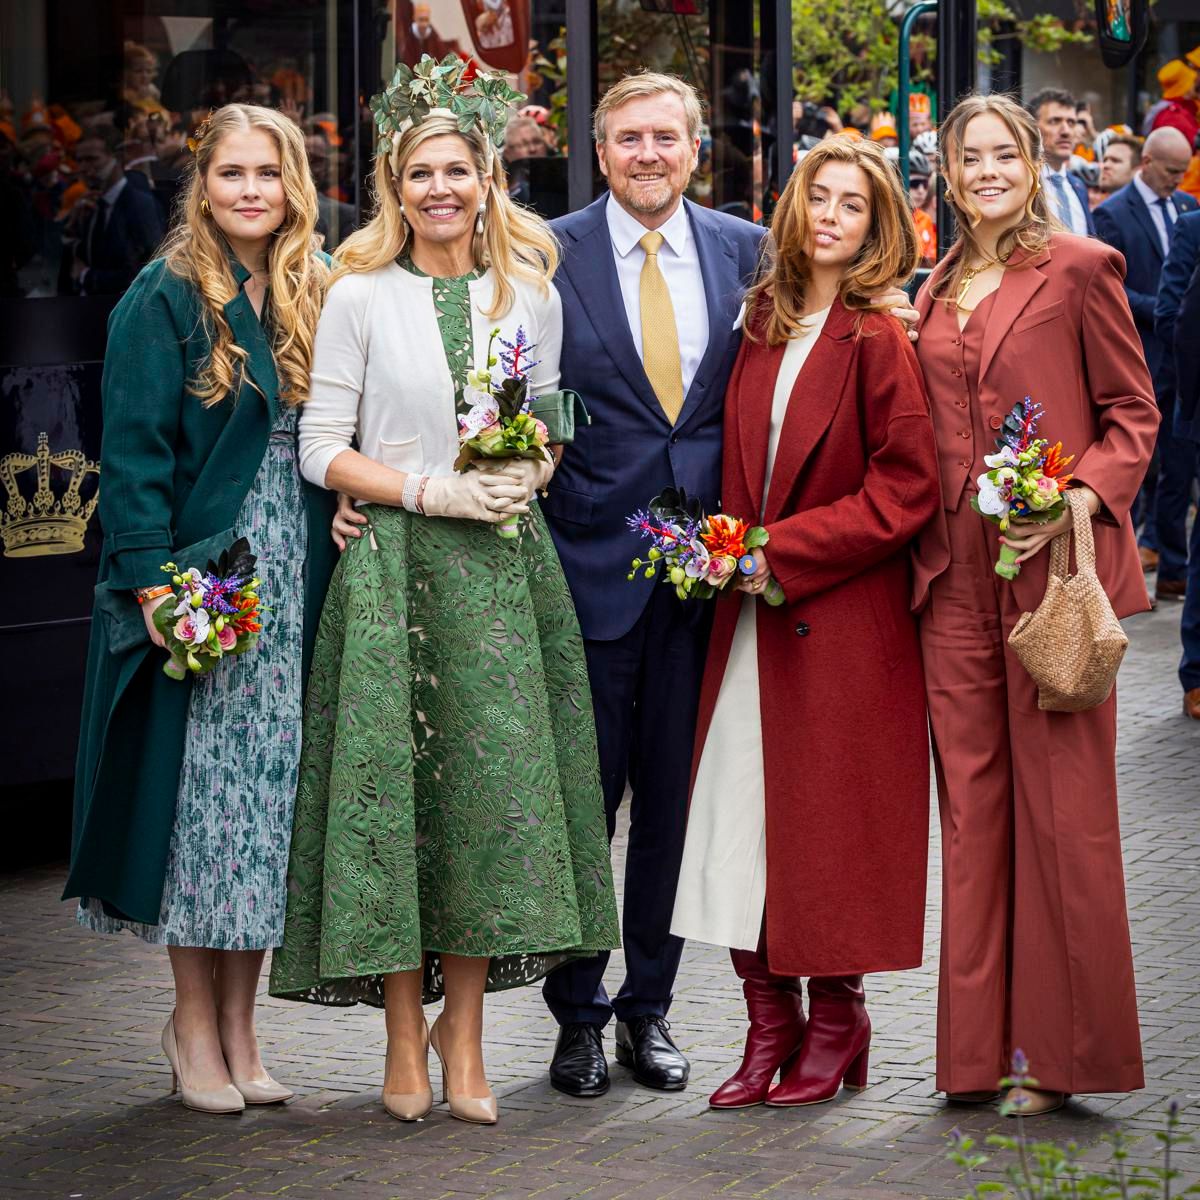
[912,94,1157,1115]
[670,135,940,1109]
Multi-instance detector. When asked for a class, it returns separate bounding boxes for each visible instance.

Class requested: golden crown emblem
[1,431,101,558]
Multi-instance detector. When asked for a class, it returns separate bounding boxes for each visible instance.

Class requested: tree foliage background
[792,0,1093,112]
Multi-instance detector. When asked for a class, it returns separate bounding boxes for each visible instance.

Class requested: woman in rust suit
[912,94,1158,1114]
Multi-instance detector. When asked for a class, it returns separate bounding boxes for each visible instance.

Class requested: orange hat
[909,93,931,116]
[839,127,864,141]
[1158,59,1197,101]
[1186,47,1200,71]
[871,123,898,142]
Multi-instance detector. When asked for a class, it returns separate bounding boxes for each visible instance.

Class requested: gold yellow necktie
[638,231,685,425]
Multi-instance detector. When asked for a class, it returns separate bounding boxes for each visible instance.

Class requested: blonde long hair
[744,135,919,345]
[932,93,1059,304]
[334,114,557,317]
[161,103,327,407]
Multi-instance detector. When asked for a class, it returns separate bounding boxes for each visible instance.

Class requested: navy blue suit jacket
[1155,208,1200,442]
[1067,171,1097,238]
[1094,182,1199,391]
[544,194,763,641]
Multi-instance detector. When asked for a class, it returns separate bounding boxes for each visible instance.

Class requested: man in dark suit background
[1154,209,1200,717]
[1028,87,1096,237]
[1096,125,1198,601]
[64,123,164,296]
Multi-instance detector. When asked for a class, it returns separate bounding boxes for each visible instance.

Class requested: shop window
[379,2,569,220]
[0,0,354,306]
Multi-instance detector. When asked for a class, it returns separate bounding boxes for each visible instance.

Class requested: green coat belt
[62,256,338,924]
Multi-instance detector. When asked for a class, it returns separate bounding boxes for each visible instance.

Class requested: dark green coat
[62,255,338,924]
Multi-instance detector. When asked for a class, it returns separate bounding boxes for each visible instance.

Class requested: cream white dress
[670,306,831,952]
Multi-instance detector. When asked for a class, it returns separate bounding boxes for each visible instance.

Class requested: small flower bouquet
[627,487,785,605]
[972,396,1075,580]
[455,326,553,539]
[152,537,263,679]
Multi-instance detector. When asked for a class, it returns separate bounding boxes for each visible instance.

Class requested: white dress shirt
[1132,170,1177,257]
[605,194,710,401]
[1042,164,1088,236]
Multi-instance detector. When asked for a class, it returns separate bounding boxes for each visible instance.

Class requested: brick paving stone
[1,602,1198,1199]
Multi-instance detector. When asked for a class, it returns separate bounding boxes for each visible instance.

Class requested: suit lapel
[676,201,742,431]
[561,195,664,419]
[978,247,1050,386]
[760,300,857,525]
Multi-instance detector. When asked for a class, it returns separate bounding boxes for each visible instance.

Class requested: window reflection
[0,1,352,302]
[379,1,568,220]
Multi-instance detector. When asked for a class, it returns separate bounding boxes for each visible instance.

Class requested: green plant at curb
[947,1052,1199,1199]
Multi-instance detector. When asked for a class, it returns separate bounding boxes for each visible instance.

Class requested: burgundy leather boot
[766,975,870,1107]
[709,947,806,1109]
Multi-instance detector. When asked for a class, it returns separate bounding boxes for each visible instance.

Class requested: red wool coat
[692,299,941,977]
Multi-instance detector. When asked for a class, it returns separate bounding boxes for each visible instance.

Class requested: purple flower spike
[1010,1048,1029,1080]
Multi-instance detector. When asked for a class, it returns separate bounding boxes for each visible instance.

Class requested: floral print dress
[268,262,620,1006]
[79,406,307,950]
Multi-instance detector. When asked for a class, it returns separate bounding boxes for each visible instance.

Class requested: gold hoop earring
[200,197,212,217]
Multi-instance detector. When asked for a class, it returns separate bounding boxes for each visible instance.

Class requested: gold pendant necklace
[956,256,1001,309]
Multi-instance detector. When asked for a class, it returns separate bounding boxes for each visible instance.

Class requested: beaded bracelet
[414,475,430,515]
[400,472,423,513]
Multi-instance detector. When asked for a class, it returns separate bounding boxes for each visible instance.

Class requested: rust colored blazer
[693,301,940,976]
[912,234,1159,619]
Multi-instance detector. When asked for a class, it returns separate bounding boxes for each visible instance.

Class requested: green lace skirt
[268,504,620,1006]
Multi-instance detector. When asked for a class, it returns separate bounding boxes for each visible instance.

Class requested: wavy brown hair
[931,93,1059,305]
[161,103,328,407]
[334,114,557,318]
[744,134,919,346]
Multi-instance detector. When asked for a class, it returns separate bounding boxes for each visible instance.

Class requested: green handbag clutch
[528,389,590,444]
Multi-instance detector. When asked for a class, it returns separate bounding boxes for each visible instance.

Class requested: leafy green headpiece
[369,54,525,172]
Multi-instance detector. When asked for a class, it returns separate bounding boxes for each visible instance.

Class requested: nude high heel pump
[382,1023,434,1122]
[429,1017,498,1125]
[161,1015,245,1114]
[231,1076,294,1105]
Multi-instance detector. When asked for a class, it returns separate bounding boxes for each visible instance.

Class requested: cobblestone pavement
[2,601,1198,1200]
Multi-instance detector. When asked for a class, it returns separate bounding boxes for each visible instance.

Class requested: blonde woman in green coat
[63,104,341,1114]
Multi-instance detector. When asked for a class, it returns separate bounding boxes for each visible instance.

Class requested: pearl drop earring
[476,201,486,236]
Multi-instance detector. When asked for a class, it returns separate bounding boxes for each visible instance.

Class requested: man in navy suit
[1154,208,1200,718]
[64,124,164,296]
[1027,88,1095,237]
[1095,126,1198,601]
[540,73,764,1097]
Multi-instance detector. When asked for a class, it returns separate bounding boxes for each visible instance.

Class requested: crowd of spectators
[0,39,358,298]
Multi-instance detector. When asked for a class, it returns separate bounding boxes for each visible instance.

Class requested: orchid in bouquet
[626,487,785,605]
[152,537,263,679]
[971,396,1075,580]
[454,326,552,539]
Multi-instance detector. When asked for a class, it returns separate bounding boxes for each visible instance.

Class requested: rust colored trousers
[919,503,1144,1096]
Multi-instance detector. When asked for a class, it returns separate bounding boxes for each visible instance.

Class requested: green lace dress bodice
[269,262,619,1006]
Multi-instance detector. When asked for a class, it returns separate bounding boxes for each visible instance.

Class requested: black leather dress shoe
[549,1022,609,1097]
[614,1016,689,1091]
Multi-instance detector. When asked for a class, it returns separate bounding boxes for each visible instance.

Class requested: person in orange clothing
[911,93,1157,1117]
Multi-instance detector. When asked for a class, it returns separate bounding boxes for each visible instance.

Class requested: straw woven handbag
[1007,489,1129,712]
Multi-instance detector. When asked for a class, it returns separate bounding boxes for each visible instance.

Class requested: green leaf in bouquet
[744,526,770,550]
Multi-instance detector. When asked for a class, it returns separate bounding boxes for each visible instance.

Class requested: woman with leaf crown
[268,54,619,1127]
[63,104,346,1114]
